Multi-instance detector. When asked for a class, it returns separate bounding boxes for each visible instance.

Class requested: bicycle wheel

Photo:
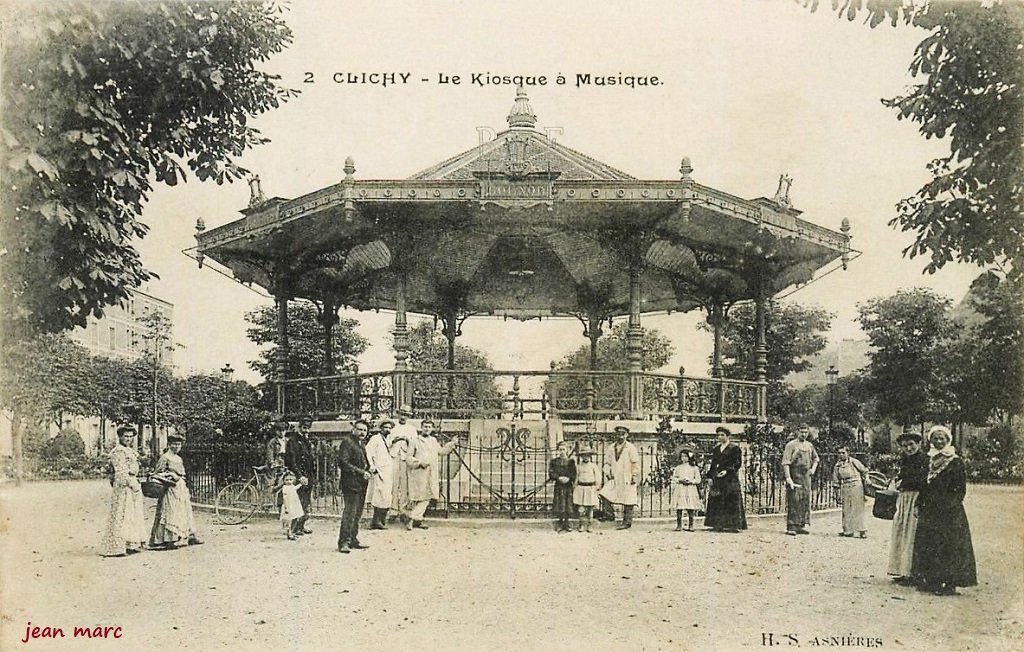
[215,482,259,525]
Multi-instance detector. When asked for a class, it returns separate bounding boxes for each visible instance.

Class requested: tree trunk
[11,408,24,486]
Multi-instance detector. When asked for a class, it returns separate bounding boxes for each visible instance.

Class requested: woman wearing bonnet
[911,425,978,595]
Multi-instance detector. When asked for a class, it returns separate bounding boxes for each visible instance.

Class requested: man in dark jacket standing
[336,419,372,553]
[284,419,316,536]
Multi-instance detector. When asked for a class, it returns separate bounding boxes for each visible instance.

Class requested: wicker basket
[141,480,168,499]
[872,489,899,520]
[864,471,890,498]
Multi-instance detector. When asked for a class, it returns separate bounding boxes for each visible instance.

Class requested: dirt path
[1,481,1021,651]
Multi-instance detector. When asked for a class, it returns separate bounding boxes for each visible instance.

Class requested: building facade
[69,289,175,366]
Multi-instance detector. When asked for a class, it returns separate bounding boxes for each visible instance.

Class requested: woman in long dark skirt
[703,427,747,532]
[912,425,977,596]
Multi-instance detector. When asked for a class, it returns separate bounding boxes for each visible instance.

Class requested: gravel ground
[1,480,1021,652]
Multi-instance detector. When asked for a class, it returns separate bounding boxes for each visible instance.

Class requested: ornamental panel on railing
[278,369,763,422]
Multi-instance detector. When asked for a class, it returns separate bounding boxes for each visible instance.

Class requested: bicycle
[214,465,284,525]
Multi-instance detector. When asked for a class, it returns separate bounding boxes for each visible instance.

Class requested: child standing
[670,448,702,531]
[280,472,306,540]
[573,447,601,532]
[549,442,577,532]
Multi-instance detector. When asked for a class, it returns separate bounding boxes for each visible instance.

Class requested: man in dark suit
[285,419,316,536]
[336,419,372,553]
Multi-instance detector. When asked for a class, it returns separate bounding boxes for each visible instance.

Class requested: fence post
[718,379,727,423]
[677,367,688,421]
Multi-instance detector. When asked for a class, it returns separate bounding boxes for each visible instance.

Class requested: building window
[108,326,116,349]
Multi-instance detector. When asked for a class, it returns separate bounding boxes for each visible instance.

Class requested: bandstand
[191,90,853,517]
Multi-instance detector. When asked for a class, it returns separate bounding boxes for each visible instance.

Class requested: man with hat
[336,419,372,553]
[598,425,640,530]
[405,418,458,530]
[888,431,928,584]
[284,419,316,536]
[388,406,418,521]
[365,421,394,529]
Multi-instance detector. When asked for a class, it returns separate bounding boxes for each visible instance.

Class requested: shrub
[963,424,1024,483]
[39,428,86,461]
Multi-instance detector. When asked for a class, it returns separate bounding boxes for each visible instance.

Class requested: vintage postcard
[1,1,1021,651]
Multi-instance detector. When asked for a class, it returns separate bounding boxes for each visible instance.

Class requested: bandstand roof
[193,90,852,319]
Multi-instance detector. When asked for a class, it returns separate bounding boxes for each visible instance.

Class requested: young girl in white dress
[573,448,601,532]
[670,449,702,531]
[280,472,306,540]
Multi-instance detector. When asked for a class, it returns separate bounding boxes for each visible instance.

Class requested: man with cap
[388,406,418,521]
[888,431,928,584]
[336,419,372,553]
[284,419,316,535]
[782,425,820,535]
[365,421,394,529]
[405,418,458,530]
[598,425,640,530]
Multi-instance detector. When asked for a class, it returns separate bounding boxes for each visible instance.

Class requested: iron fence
[183,440,863,519]
[278,369,765,423]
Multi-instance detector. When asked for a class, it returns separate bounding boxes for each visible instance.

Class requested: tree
[171,374,271,447]
[0,333,94,481]
[963,273,1024,421]
[0,333,95,427]
[856,288,958,427]
[0,1,296,342]
[700,301,833,420]
[801,1,1024,277]
[402,322,501,416]
[553,321,674,372]
[550,322,675,416]
[245,301,369,382]
[708,301,833,383]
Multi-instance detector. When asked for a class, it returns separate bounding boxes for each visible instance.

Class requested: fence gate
[438,419,555,518]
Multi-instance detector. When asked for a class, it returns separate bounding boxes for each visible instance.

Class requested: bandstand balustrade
[277,368,765,424]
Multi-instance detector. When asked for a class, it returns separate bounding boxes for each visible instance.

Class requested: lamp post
[220,364,234,430]
[826,365,839,441]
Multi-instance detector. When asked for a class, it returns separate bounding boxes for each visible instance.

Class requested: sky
[132,0,980,384]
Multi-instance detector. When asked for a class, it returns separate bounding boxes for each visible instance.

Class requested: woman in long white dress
[149,434,202,549]
[100,427,147,557]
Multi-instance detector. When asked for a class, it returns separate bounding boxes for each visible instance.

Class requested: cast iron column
[393,274,411,409]
[275,283,290,416]
[626,263,644,418]
[321,296,338,376]
[754,288,769,422]
[710,303,725,379]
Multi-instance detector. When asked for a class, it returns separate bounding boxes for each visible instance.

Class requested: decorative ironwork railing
[278,369,765,423]
[184,439,858,519]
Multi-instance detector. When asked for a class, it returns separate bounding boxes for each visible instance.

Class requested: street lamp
[220,364,234,432]
[826,365,839,440]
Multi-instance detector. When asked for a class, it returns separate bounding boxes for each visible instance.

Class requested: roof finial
[507,86,537,129]
[679,157,693,180]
